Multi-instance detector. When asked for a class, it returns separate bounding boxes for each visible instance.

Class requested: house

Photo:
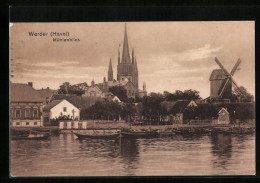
[83,80,105,98]
[10,82,44,127]
[43,99,80,123]
[216,107,230,125]
[169,100,198,124]
[120,80,137,99]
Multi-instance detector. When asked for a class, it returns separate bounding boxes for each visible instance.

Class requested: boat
[11,133,50,140]
[121,129,159,138]
[73,129,121,139]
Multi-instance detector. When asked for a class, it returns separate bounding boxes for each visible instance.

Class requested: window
[34,122,38,125]
[63,107,67,112]
[26,122,29,125]
[25,109,30,118]
[33,110,38,118]
[16,122,20,125]
[15,110,21,118]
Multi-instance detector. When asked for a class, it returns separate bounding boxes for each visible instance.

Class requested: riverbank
[10,121,255,135]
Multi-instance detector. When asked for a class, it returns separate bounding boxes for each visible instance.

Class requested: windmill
[209,57,245,101]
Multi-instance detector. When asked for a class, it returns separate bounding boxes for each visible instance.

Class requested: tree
[109,86,128,102]
[58,82,87,96]
[164,89,201,101]
[58,82,71,94]
[121,103,136,122]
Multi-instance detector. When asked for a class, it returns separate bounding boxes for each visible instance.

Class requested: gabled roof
[160,101,178,112]
[218,107,229,114]
[10,83,44,102]
[171,100,192,114]
[43,100,63,111]
[209,69,227,81]
[51,94,102,109]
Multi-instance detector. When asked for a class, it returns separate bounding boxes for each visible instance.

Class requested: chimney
[28,82,33,87]
[47,87,50,90]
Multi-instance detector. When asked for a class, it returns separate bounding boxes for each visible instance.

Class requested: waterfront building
[10,82,44,127]
[216,107,230,125]
[43,99,80,123]
[161,100,198,124]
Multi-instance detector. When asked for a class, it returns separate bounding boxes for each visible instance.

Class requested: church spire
[121,23,131,63]
[134,56,138,70]
[108,57,113,81]
[132,49,135,64]
[118,46,120,64]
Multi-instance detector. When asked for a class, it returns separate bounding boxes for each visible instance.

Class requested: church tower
[108,57,113,81]
[117,24,139,89]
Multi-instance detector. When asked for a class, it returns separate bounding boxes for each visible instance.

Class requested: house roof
[43,100,63,111]
[218,107,229,114]
[51,94,102,109]
[10,83,44,102]
[170,100,192,114]
[160,101,178,112]
[37,88,56,100]
[209,69,227,81]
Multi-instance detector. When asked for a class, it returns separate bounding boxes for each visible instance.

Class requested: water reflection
[210,133,232,170]
[11,133,255,176]
[77,137,120,158]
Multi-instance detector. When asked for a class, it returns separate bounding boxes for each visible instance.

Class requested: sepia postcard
[10,22,255,176]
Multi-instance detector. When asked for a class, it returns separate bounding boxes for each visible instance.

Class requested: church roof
[121,24,131,63]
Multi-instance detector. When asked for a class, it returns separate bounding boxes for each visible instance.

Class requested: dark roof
[51,94,102,109]
[209,69,227,81]
[37,88,56,99]
[171,100,191,114]
[43,100,63,111]
[160,101,177,112]
[10,83,44,102]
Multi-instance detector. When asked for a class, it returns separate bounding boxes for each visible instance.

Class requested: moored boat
[121,130,159,138]
[73,129,121,139]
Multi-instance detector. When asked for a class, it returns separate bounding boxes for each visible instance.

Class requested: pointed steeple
[108,57,113,81]
[143,82,146,91]
[109,57,113,71]
[132,49,135,64]
[134,56,138,70]
[121,24,131,63]
[118,46,120,64]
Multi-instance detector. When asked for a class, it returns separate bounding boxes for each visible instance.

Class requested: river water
[10,133,255,176]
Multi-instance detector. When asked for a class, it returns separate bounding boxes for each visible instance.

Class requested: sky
[9,22,255,98]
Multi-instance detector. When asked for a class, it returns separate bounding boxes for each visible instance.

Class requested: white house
[43,99,80,123]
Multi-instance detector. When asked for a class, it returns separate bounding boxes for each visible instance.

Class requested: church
[105,24,147,99]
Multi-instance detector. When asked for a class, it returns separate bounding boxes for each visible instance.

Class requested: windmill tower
[209,57,246,102]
